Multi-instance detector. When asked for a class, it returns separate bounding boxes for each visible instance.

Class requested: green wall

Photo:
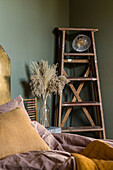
[0,0,69,98]
[0,0,112,139]
[69,0,113,139]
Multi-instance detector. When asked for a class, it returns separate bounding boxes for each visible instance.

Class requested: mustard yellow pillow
[0,107,51,159]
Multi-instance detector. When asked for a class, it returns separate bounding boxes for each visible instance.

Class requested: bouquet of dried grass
[29,60,69,127]
[29,60,69,98]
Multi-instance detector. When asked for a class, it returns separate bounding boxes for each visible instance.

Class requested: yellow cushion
[0,107,51,159]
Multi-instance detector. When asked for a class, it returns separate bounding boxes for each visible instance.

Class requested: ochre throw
[0,107,51,159]
[72,140,113,170]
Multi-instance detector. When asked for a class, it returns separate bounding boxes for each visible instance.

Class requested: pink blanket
[0,121,112,170]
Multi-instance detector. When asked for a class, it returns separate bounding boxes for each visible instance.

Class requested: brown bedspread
[0,150,76,170]
[0,121,112,170]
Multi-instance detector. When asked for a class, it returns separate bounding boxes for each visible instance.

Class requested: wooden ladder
[56,27,106,139]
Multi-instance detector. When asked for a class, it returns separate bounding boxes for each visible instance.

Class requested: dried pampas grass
[29,60,69,98]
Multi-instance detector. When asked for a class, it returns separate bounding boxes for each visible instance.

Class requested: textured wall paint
[0,0,69,99]
[69,0,113,139]
[1,0,112,138]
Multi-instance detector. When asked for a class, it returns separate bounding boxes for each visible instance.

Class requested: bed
[0,47,113,170]
[0,95,113,170]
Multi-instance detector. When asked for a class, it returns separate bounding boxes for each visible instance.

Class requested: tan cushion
[0,107,51,159]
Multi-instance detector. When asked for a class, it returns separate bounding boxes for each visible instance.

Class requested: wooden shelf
[64,53,95,56]
[68,77,97,81]
[64,59,90,63]
[58,28,98,32]
[62,101,100,107]
[62,126,103,132]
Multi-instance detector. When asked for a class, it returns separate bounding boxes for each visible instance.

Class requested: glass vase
[39,96,50,128]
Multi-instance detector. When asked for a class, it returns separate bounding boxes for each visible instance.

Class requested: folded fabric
[72,140,113,170]
[31,121,64,150]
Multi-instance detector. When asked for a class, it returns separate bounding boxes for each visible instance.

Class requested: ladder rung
[61,126,103,132]
[29,115,36,118]
[68,77,97,81]
[58,28,98,32]
[64,59,90,63]
[64,53,95,56]
[27,106,35,109]
[27,111,36,113]
[62,101,100,107]
[26,101,35,104]
[24,98,36,101]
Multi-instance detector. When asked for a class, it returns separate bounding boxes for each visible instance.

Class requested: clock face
[72,34,91,52]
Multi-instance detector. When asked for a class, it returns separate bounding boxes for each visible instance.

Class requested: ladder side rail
[58,30,65,127]
[91,31,106,139]
[90,56,102,138]
[89,30,101,138]
[91,31,102,103]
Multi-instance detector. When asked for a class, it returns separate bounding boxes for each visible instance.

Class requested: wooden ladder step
[58,28,98,31]
[62,101,100,107]
[64,53,95,56]
[68,77,97,81]
[64,59,90,63]
[62,126,103,132]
